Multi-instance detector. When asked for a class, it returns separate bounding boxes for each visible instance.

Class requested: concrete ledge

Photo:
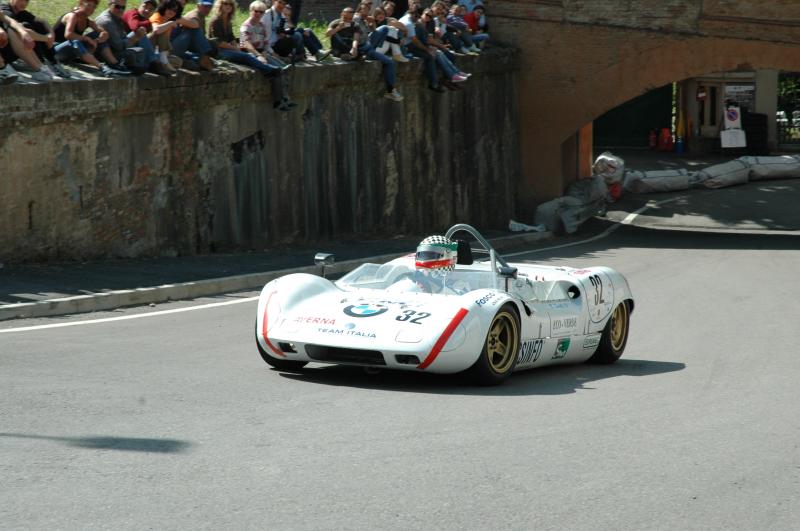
[0,231,551,321]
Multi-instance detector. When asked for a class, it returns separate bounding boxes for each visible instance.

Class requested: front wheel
[587,301,630,364]
[255,320,307,371]
[464,304,521,386]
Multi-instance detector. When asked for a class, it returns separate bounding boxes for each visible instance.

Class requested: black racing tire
[587,301,630,364]
[464,304,521,386]
[254,319,307,371]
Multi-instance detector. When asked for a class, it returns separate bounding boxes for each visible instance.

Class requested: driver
[387,235,458,293]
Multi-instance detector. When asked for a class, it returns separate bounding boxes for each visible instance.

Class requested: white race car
[255,224,634,385]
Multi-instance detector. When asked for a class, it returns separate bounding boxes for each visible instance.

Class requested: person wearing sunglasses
[96,0,171,75]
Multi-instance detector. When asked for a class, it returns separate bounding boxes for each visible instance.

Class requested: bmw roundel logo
[343,303,388,318]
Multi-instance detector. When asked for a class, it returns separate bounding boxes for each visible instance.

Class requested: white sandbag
[534,182,606,235]
[738,156,800,180]
[623,169,691,193]
[593,151,625,184]
[697,160,751,189]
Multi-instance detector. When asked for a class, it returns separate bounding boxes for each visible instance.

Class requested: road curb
[0,231,552,321]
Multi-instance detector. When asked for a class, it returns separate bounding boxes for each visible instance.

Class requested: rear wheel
[255,320,307,371]
[465,304,520,386]
[587,301,630,364]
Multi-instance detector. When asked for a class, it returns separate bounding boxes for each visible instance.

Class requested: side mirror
[498,266,518,279]
[314,252,335,278]
[567,285,581,299]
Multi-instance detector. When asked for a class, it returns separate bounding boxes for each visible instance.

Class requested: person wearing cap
[169,0,214,70]
[96,0,171,75]
[0,0,73,78]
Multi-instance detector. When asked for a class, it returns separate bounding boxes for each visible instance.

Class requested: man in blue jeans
[171,0,213,70]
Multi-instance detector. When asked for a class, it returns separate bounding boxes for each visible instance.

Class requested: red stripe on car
[416,258,453,269]
[418,308,469,370]
[261,291,285,357]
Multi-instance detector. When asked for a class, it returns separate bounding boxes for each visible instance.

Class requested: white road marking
[503,196,684,258]
[0,296,259,334]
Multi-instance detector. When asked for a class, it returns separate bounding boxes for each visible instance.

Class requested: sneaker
[281,97,298,108]
[392,54,410,63]
[428,84,446,93]
[459,71,472,78]
[31,67,53,82]
[50,61,72,79]
[0,63,19,85]
[315,49,332,62]
[280,63,293,73]
[100,64,115,77]
[338,52,353,61]
[274,100,293,112]
[107,62,132,75]
[384,88,403,102]
[451,74,468,83]
[150,61,174,76]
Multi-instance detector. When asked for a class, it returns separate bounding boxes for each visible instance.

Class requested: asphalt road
[2,222,799,530]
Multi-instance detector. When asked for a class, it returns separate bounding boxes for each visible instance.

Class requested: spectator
[262,0,295,60]
[326,6,359,60]
[53,0,119,77]
[170,0,214,70]
[446,4,483,54]
[370,6,408,62]
[0,0,72,78]
[0,11,20,83]
[96,0,170,75]
[122,0,174,73]
[407,6,466,92]
[0,8,54,81]
[148,0,181,71]
[238,0,296,111]
[463,3,488,41]
[355,1,403,101]
[279,3,331,62]
[458,0,482,14]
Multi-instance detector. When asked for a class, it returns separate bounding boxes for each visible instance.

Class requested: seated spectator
[53,0,121,76]
[370,6,408,62]
[238,0,296,111]
[446,4,484,54]
[261,0,295,61]
[122,0,174,74]
[169,0,214,70]
[148,0,182,71]
[352,1,403,101]
[0,12,20,83]
[279,3,331,62]
[96,0,171,75]
[463,3,488,42]
[407,7,467,92]
[0,7,54,81]
[1,0,72,78]
[326,6,361,60]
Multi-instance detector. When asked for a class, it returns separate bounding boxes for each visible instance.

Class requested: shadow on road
[277,358,685,396]
[0,433,192,453]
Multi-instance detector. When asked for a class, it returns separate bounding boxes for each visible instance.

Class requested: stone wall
[0,50,520,263]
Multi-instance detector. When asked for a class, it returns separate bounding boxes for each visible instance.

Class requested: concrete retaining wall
[0,50,520,262]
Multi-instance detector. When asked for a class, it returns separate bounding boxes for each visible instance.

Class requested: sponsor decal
[475,293,500,306]
[552,338,570,359]
[294,316,336,325]
[552,317,577,331]
[343,303,389,318]
[571,269,592,276]
[340,298,426,311]
[583,335,601,349]
[317,326,376,339]
[547,302,569,309]
[517,339,544,365]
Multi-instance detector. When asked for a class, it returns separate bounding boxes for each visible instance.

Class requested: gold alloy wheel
[486,311,519,374]
[610,303,629,351]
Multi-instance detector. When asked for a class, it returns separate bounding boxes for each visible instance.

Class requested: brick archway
[491,1,800,207]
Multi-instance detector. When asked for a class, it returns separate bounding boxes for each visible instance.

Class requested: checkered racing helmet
[415,235,457,272]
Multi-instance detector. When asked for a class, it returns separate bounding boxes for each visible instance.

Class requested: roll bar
[444,223,511,270]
